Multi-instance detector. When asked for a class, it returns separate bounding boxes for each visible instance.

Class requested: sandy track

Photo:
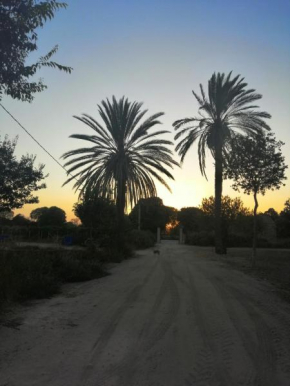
[1,241,290,386]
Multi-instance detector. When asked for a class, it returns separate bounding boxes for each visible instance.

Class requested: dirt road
[1,242,290,386]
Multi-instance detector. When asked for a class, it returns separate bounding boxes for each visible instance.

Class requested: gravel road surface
[1,241,290,386]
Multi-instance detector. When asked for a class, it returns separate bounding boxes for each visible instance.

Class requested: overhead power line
[0,103,77,182]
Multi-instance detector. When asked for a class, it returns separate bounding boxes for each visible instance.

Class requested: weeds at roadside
[0,231,148,309]
[0,247,107,306]
[221,248,290,303]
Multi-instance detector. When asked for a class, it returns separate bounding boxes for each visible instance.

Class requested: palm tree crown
[174,71,271,175]
[62,96,178,217]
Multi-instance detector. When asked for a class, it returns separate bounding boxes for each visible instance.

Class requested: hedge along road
[1,242,290,386]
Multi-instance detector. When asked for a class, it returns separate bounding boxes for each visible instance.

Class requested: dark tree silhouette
[200,196,250,221]
[0,210,14,220]
[281,199,290,218]
[62,96,178,229]
[73,196,116,231]
[174,72,271,254]
[12,214,32,226]
[30,206,66,226]
[224,132,287,265]
[129,197,175,233]
[178,207,204,233]
[264,208,279,221]
[200,195,250,247]
[0,136,46,213]
[277,199,290,238]
[0,0,72,102]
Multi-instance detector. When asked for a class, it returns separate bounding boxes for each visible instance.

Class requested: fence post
[179,227,184,244]
[157,227,161,243]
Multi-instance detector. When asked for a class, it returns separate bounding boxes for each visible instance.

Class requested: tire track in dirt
[185,258,256,386]
[90,256,169,386]
[182,251,290,386]
[185,348,214,386]
[218,278,290,385]
[210,276,275,386]
[229,280,290,376]
[142,255,180,352]
[80,256,160,385]
[128,253,181,385]
[185,262,232,386]
[94,251,181,386]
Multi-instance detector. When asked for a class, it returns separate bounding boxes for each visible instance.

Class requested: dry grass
[224,248,290,302]
[0,247,107,306]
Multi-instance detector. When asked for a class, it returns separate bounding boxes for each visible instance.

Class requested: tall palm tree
[173,72,271,254]
[62,96,178,228]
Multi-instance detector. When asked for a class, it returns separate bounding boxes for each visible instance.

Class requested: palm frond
[173,71,271,176]
[62,96,177,210]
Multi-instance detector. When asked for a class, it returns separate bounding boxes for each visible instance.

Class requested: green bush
[103,242,135,263]
[186,231,214,246]
[0,249,60,302]
[273,238,290,248]
[0,247,107,305]
[129,230,155,249]
[51,251,105,282]
[227,233,252,247]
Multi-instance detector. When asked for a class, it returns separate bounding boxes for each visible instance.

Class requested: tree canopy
[277,199,290,238]
[0,209,14,220]
[0,0,72,102]
[280,199,290,219]
[224,132,287,262]
[30,206,66,226]
[0,136,47,213]
[73,196,117,231]
[264,208,279,221]
[225,132,287,197]
[177,207,204,233]
[200,196,250,224]
[130,197,176,233]
[174,72,271,176]
[12,214,32,226]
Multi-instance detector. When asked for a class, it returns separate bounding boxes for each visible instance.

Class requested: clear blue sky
[2,0,290,219]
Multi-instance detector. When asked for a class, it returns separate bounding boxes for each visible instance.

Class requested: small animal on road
[153,249,160,255]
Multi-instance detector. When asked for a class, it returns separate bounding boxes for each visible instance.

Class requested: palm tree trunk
[116,179,126,231]
[215,142,226,254]
[252,191,258,267]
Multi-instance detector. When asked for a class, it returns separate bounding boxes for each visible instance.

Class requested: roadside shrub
[0,247,107,305]
[129,230,155,249]
[0,249,60,302]
[227,233,252,247]
[256,238,272,248]
[186,231,214,246]
[52,251,105,282]
[103,242,134,263]
[273,238,290,249]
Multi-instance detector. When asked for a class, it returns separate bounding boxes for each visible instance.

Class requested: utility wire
[0,102,78,182]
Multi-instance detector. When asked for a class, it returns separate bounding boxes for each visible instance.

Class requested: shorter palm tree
[173,72,271,254]
[62,96,178,228]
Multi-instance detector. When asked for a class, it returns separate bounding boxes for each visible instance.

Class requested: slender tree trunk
[116,178,126,232]
[215,142,226,254]
[252,191,258,267]
[138,203,141,231]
